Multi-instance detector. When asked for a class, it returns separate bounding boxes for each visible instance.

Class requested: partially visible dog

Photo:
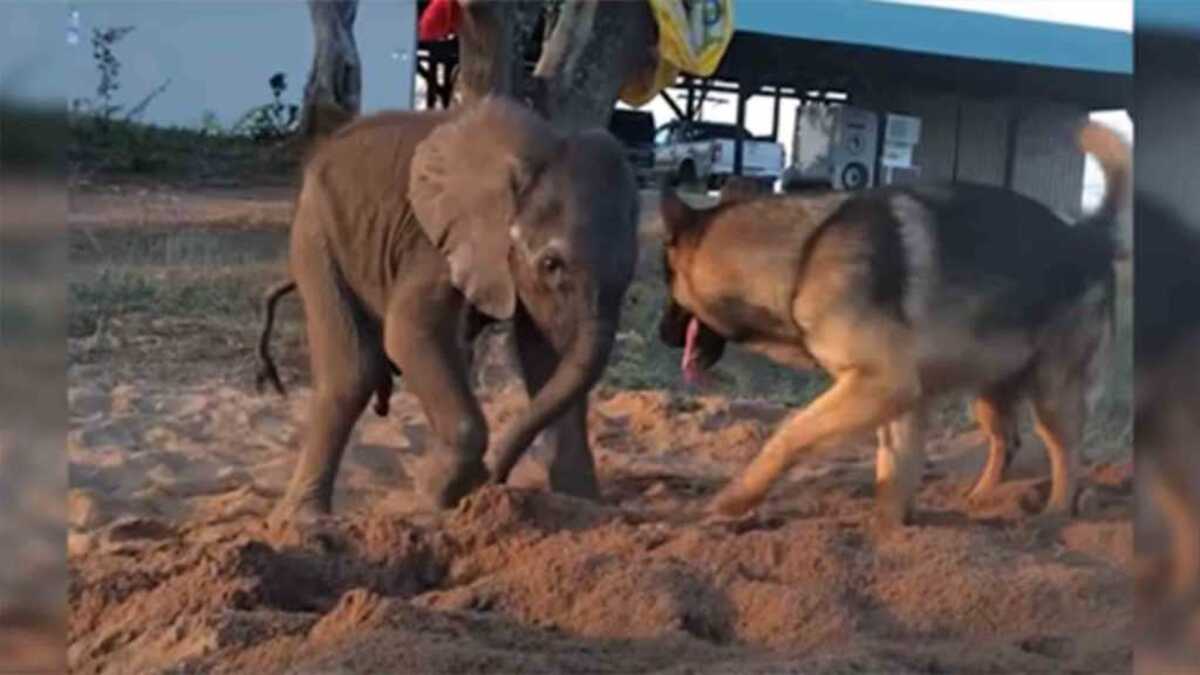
[713,175,1022,504]
[658,123,1129,527]
[1136,195,1200,597]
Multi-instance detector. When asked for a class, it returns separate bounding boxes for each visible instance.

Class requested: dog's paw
[1025,508,1070,544]
[707,484,763,518]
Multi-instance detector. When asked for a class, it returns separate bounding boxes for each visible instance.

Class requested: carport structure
[416,0,1131,214]
[661,0,1131,213]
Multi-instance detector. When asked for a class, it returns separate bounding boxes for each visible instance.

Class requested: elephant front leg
[385,286,489,510]
[512,308,600,500]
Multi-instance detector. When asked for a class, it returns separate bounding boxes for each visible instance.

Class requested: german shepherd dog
[658,123,1129,527]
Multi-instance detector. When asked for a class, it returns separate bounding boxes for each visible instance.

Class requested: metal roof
[1137,0,1200,32]
[735,0,1131,75]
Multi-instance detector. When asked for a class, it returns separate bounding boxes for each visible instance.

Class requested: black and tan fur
[659,123,1129,526]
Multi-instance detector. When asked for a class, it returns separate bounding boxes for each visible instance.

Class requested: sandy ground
[67,182,1135,674]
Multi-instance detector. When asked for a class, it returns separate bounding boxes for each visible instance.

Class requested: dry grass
[69,118,300,187]
[68,224,1132,465]
[65,124,1131,461]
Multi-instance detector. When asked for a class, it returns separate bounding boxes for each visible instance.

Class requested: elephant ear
[409,97,559,320]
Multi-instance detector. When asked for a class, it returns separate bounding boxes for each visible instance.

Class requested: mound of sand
[68,373,1133,674]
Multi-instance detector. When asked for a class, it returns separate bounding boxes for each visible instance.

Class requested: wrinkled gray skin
[272,97,638,527]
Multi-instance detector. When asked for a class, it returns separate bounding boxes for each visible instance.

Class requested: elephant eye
[540,254,565,275]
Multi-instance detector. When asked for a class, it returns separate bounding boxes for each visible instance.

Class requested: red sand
[68,382,1133,674]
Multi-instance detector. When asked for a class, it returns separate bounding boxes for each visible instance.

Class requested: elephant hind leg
[273,252,388,523]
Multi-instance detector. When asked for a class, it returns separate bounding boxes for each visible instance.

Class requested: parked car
[653,120,786,191]
[607,109,657,187]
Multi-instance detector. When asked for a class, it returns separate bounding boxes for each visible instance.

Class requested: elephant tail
[255,279,296,397]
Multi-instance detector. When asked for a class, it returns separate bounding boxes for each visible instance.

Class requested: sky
[881,0,1131,32]
[3,0,1132,208]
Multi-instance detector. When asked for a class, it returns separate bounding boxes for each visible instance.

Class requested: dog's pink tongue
[682,317,701,385]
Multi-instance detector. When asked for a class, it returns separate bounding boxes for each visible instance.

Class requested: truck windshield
[689,122,753,141]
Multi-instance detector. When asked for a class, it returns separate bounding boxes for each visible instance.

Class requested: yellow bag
[620,0,735,107]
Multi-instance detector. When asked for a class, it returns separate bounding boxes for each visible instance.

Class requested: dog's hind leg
[875,405,927,527]
[1030,372,1086,519]
[1029,290,1110,520]
[965,389,1022,502]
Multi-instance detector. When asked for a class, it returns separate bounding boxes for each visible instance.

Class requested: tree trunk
[299,0,361,138]
[455,0,655,132]
[532,0,655,132]
[454,0,543,108]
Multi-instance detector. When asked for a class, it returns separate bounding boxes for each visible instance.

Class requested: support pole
[1003,106,1021,189]
[734,82,747,176]
[771,86,781,139]
[660,90,687,120]
[695,78,711,118]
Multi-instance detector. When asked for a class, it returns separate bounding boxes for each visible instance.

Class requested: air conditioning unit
[787,103,879,191]
[877,113,924,186]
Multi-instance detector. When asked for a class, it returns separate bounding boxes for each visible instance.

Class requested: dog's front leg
[710,366,920,518]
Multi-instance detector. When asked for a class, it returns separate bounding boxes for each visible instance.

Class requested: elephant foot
[413,453,489,510]
[551,472,600,501]
[266,497,347,552]
[548,457,600,501]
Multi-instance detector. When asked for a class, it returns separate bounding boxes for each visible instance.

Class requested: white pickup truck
[654,120,787,191]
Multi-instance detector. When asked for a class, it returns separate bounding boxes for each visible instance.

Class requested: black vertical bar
[734,83,747,176]
[771,87,781,139]
[950,96,962,182]
[1003,106,1021,189]
[686,77,696,119]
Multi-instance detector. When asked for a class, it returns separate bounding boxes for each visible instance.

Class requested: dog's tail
[256,279,296,397]
[1078,122,1131,242]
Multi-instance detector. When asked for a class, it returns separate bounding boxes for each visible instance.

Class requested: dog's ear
[660,188,698,245]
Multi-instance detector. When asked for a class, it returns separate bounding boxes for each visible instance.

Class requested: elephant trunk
[489,315,615,483]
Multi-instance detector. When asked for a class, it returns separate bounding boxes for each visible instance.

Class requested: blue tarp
[735,0,1131,74]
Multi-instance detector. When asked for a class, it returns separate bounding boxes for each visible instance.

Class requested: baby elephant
[271,97,639,528]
